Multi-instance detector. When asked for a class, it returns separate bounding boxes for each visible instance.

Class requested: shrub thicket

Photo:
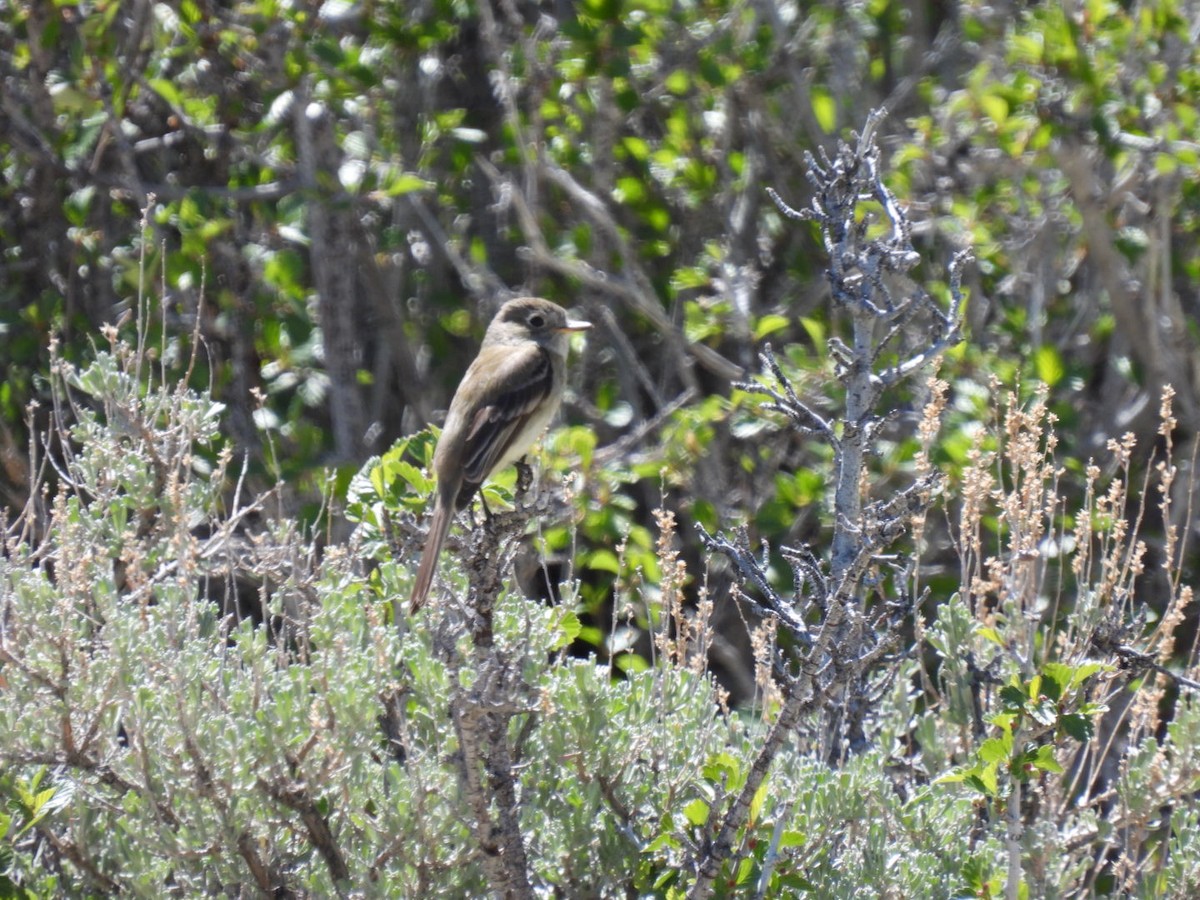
[3,120,1200,898]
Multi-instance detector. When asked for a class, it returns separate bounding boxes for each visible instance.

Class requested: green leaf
[614,652,649,674]
[645,832,681,854]
[1040,662,1071,700]
[811,85,837,133]
[179,0,202,22]
[670,265,711,291]
[753,314,790,341]
[311,38,344,67]
[614,175,647,204]
[1115,226,1150,262]
[1068,662,1111,690]
[621,135,651,161]
[27,787,58,818]
[747,779,768,828]
[1034,345,1065,387]
[1029,701,1057,728]
[392,460,432,494]
[935,767,967,784]
[702,751,742,786]
[735,856,755,884]
[683,798,710,827]
[550,610,582,650]
[1031,744,1063,774]
[979,91,1009,127]
[798,316,825,347]
[586,549,621,574]
[147,77,183,109]
[383,172,433,196]
[664,69,690,96]
[1000,684,1028,709]
[966,766,999,797]
[579,0,622,20]
[989,711,1019,731]
[1060,713,1095,742]
[977,626,1005,647]
[980,734,1012,766]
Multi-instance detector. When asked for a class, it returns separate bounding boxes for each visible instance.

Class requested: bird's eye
[528,313,545,328]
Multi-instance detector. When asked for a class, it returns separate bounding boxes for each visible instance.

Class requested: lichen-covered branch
[688,111,967,898]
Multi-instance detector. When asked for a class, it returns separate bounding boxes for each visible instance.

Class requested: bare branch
[688,109,967,899]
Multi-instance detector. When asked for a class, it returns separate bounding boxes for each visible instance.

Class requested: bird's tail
[409,496,454,616]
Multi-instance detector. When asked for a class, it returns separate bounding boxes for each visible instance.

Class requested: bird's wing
[459,343,554,490]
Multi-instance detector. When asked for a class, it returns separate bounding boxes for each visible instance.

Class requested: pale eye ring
[529,313,545,328]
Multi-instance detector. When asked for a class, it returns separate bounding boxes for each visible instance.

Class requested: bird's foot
[515,457,534,498]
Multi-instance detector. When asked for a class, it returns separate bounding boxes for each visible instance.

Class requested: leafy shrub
[4,114,1200,899]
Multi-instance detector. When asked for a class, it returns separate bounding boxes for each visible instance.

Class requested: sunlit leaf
[811,85,837,133]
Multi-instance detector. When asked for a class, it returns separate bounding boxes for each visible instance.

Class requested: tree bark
[294,91,370,462]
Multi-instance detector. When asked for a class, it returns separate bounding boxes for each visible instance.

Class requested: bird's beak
[559,318,592,333]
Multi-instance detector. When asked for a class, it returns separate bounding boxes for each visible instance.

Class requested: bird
[408,297,591,614]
